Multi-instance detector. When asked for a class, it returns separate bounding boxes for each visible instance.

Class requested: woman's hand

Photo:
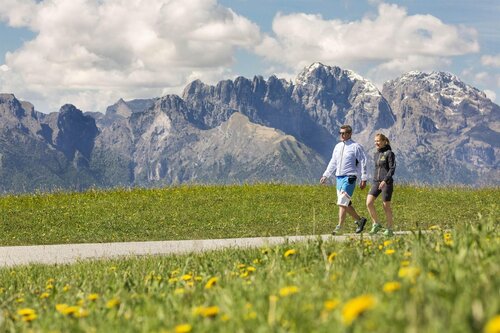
[378,181,386,190]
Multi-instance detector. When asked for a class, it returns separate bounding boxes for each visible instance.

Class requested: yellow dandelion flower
[56,304,69,313]
[106,298,120,309]
[400,260,410,267]
[378,245,383,250]
[253,259,260,264]
[279,286,299,297]
[383,281,401,293]
[63,284,71,292]
[202,306,220,318]
[385,249,396,255]
[194,276,202,282]
[284,249,296,258]
[46,278,55,284]
[240,271,249,278]
[61,306,80,315]
[17,308,36,316]
[46,283,54,290]
[429,225,441,230]
[181,274,192,281]
[341,295,376,325]
[87,293,99,301]
[73,308,89,318]
[261,248,270,254]
[246,266,256,272]
[383,240,393,247]
[108,266,117,272]
[324,299,340,311]
[77,299,84,306]
[484,315,500,333]
[169,277,179,284]
[16,297,25,303]
[40,292,50,299]
[205,277,218,289]
[398,267,421,283]
[175,323,192,333]
[328,252,337,263]
[21,313,37,322]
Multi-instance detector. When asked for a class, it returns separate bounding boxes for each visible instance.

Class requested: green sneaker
[369,223,383,235]
[383,229,394,237]
[332,225,342,235]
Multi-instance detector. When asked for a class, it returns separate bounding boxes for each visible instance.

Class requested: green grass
[0,218,498,332]
[0,184,498,245]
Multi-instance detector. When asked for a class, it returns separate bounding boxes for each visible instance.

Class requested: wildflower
[106,298,120,309]
[194,276,202,282]
[169,277,179,284]
[400,260,410,267]
[279,286,299,297]
[429,225,441,230]
[40,292,50,299]
[63,284,71,292]
[108,266,117,272]
[175,324,192,333]
[261,248,270,255]
[202,306,220,318]
[328,252,337,263]
[398,267,421,283]
[170,269,180,277]
[60,306,80,315]
[383,240,393,247]
[385,249,395,255]
[341,295,376,325]
[484,315,500,333]
[383,281,401,293]
[73,308,89,318]
[246,266,256,272]
[378,245,383,250]
[444,233,453,246]
[87,293,99,301]
[205,277,218,289]
[284,249,296,258]
[324,299,340,312]
[181,274,192,281]
[46,283,54,290]
[253,259,260,264]
[17,308,36,316]
[56,304,69,313]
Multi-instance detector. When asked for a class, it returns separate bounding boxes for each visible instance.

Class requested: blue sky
[0,0,498,113]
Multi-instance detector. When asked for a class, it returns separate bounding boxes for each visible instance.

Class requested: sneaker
[355,217,367,234]
[369,223,383,235]
[383,229,394,237]
[332,225,342,235]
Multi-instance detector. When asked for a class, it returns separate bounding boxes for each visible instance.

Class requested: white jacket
[323,139,367,181]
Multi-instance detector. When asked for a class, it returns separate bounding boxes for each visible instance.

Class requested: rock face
[382,71,500,185]
[0,63,498,192]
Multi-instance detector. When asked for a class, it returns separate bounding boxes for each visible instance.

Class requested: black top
[373,145,396,183]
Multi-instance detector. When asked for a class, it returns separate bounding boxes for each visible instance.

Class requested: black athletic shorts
[369,181,393,202]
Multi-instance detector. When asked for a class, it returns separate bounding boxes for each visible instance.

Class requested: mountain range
[0,62,498,193]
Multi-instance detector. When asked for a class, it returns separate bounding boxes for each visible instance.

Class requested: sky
[0,0,499,113]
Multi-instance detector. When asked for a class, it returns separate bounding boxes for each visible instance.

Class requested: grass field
[0,184,499,332]
[0,218,498,332]
[0,184,498,245]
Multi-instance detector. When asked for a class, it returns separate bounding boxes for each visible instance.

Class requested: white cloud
[481,54,500,68]
[256,3,479,75]
[0,64,9,72]
[0,0,261,112]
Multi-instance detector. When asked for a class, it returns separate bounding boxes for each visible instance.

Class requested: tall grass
[1,184,498,245]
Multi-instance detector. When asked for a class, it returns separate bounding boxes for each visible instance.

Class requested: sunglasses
[339,131,350,135]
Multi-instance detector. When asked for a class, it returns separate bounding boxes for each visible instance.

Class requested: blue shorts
[336,176,357,206]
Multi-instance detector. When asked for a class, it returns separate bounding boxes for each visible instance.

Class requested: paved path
[0,231,415,268]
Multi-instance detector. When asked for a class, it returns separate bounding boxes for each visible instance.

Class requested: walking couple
[319,125,396,236]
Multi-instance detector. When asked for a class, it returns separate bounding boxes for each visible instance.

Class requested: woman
[366,133,396,236]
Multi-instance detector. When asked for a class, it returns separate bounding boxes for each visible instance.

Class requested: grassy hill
[0,184,498,246]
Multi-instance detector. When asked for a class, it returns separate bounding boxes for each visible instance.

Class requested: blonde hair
[375,133,390,146]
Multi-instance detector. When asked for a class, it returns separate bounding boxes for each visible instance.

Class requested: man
[320,125,368,235]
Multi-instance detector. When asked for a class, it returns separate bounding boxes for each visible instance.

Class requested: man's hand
[360,180,367,190]
[320,176,328,185]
